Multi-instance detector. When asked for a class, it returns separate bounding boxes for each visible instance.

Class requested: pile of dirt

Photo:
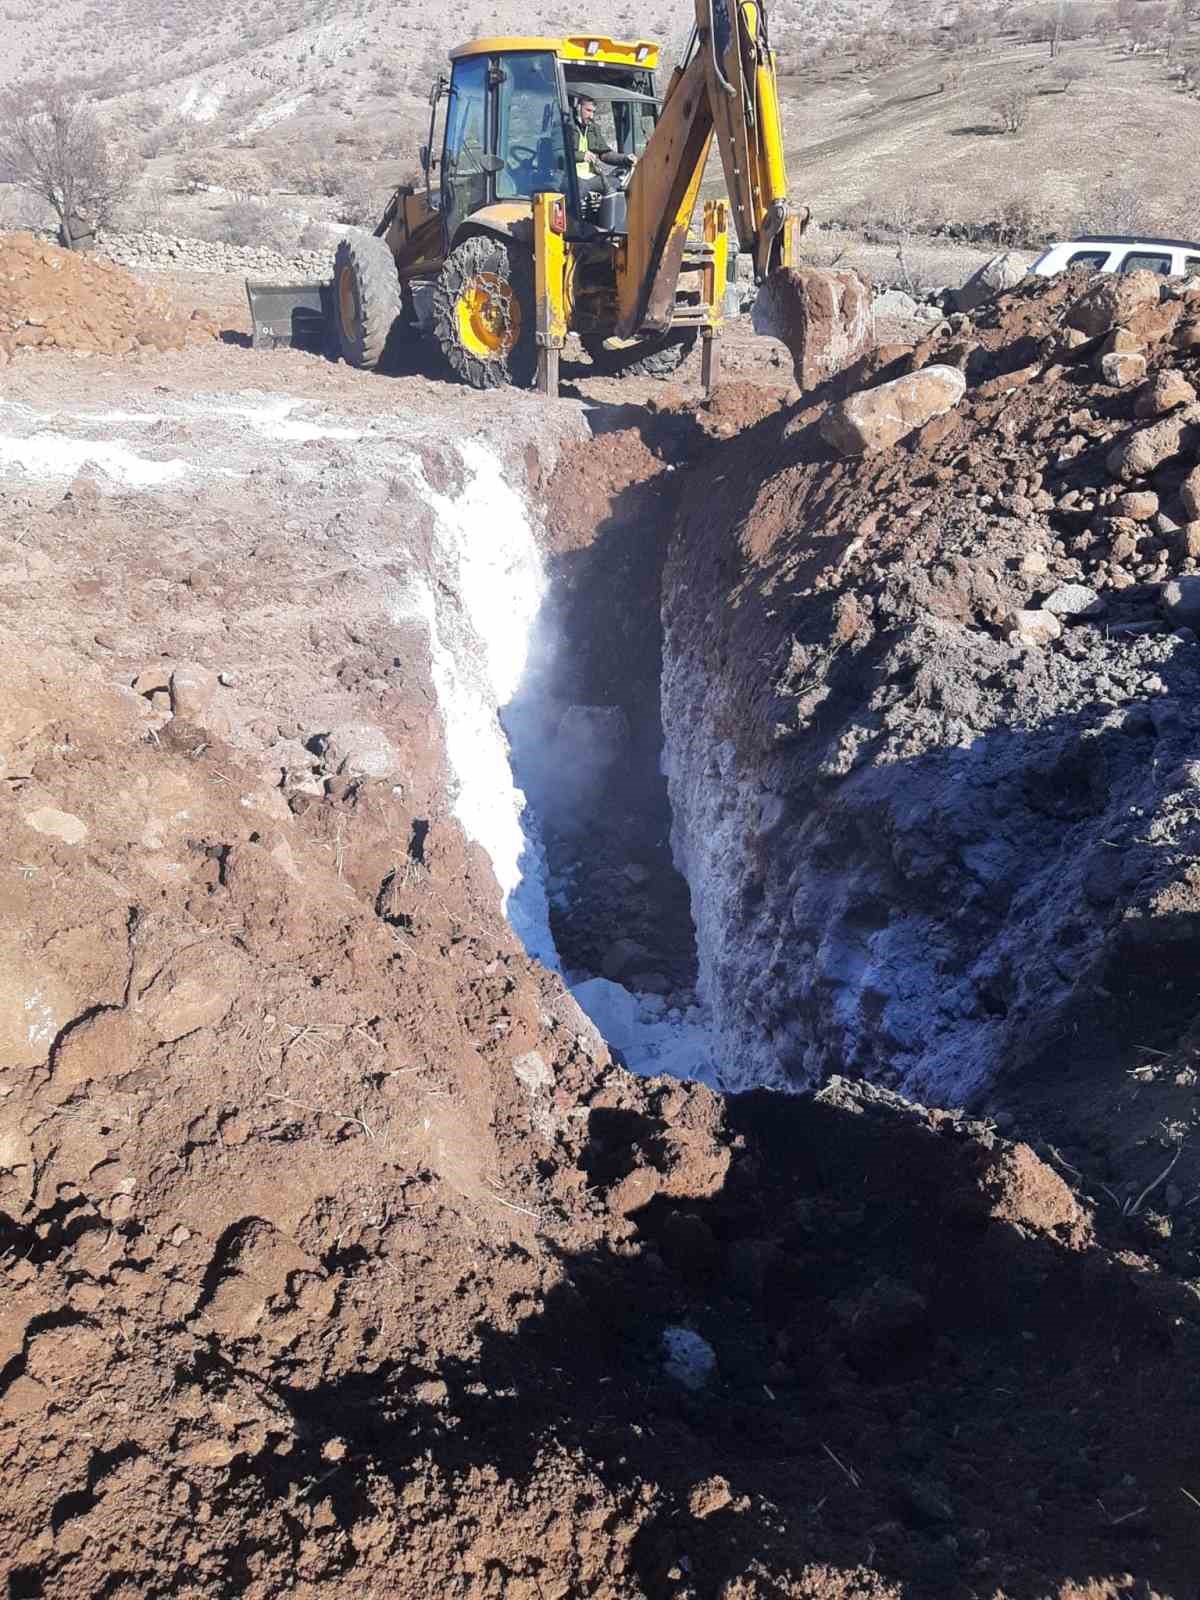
[0,232,218,362]
[662,265,1200,1178]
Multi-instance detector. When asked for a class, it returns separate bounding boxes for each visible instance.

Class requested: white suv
[1032,235,1200,279]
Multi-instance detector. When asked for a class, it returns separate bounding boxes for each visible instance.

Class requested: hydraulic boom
[616,0,801,339]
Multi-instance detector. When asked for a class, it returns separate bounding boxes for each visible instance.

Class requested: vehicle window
[1066,249,1110,273]
[1186,256,1200,277]
[496,52,568,200]
[613,98,657,155]
[443,55,490,236]
[1121,251,1172,275]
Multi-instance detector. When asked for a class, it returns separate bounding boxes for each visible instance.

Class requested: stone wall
[96,228,335,280]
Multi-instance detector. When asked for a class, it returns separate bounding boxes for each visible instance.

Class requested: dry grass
[788,37,1200,242]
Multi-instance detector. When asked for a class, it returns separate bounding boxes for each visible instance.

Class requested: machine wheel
[584,330,698,379]
[433,233,537,390]
[333,231,402,370]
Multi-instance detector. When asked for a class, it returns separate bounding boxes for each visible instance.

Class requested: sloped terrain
[781,37,1200,229]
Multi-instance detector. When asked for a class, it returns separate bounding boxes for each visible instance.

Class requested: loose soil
[0,233,219,362]
[1,265,1199,1600]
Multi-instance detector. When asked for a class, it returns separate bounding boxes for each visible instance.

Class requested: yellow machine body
[252,4,802,392]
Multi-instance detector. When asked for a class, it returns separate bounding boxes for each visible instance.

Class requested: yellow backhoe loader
[247,0,816,396]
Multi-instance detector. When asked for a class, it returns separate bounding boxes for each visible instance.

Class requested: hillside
[787,35,1200,238]
[0,0,963,97]
[2,1,1198,291]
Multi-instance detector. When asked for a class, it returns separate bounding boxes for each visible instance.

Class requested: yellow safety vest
[574,124,593,180]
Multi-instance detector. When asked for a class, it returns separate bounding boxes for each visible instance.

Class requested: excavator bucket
[246,280,334,353]
[752,265,873,392]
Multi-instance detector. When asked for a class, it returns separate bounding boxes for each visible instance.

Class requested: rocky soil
[1,261,1199,1598]
[0,233,221,362]
[663,266,1200,1190]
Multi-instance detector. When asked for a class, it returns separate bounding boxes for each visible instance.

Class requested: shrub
[993,191,1059,248]
[298,218,333,250]
[202,199,292,251]
[332,175,380,227]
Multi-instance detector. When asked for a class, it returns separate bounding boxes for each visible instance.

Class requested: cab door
[442,55,492,240]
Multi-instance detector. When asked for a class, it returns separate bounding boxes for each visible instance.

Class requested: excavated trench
[504,435,720,1084]
[415,415,723,1086]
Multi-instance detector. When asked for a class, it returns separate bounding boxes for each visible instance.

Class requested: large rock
[752,267,872,391]
[1005,609,1062,647]
[1106,408,1200,480]
[322,721,402,780]
[1111,491,1158,523]
[820,365,967,455]
[951,251,1026,313]
[170,661,219,722]
[1161,576,1200,623]
[1068,270,1162,339]
[872,287,919,321]
[1099,351,1146,388]
[1136,369,1197,418]
[1042,584,1104,618]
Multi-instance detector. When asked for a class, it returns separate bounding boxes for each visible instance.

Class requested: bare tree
[991,85,1033,132]
[860,187,926,294]
[0,82,136,248]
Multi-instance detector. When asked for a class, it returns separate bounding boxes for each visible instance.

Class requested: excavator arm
[616,0,799,339]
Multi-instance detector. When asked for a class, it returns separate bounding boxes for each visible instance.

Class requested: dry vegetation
[1,0,1200,264]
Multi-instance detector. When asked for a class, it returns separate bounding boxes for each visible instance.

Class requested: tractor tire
[433,233,537,390]
[584,330,698,379]
[333,231,402,371]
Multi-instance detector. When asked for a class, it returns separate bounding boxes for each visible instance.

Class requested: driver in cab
[571,94,635,198]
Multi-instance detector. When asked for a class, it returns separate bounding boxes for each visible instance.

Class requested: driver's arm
[588,128,634,169]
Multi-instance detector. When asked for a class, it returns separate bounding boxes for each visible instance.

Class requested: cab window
[496,52,569,199]
[613,98,657,155]
[1185,256,1200,276]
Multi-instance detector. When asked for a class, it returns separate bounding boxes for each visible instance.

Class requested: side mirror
[420,143,430,171]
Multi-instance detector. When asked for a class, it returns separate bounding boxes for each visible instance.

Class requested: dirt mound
[0,232,218,362]
[664,266,1200,1128]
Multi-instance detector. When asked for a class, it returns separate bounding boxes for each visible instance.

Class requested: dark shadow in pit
[226,1082,1200,1598]
[502,407,707,993]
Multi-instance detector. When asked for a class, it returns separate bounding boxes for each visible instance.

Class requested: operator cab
[434,35,661,238]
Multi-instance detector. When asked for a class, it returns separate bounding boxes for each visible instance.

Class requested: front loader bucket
[246,280,334,353]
